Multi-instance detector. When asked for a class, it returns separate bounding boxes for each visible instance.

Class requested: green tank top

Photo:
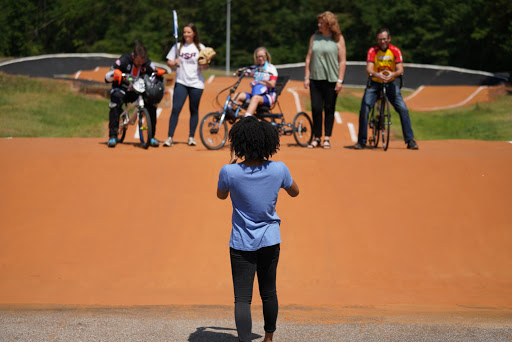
[310,34,339,83]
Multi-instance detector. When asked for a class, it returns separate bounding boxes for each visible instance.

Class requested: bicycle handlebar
[234,66,251,77]
[121,69,165,82]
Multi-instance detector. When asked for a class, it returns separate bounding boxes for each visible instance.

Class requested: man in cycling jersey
[105,43,160,148]
[354,28,418,150]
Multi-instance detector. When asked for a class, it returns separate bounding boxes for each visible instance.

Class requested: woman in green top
[304,11,347,149]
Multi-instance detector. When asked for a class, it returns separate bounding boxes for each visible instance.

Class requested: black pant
[108,90,157,139]
[230,244,280,342]
[310,79,338,138]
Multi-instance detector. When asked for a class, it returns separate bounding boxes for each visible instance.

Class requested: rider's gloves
[156,68,166,77]
[113,69,123,84]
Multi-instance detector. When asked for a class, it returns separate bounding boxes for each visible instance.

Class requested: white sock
[244,112,252,117]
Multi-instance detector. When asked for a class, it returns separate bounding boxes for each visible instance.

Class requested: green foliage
[335,90,364,114]
[1,0,511,72]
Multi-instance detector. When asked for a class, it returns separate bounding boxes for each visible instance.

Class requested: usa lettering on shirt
[180,52,197,60]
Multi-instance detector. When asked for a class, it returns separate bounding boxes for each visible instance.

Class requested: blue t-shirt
[218,160,293,251]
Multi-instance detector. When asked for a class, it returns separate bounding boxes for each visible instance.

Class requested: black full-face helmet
[143,74,165,105]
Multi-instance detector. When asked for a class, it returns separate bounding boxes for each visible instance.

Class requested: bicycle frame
[119,96,144,128]
[216,67,250,127]
[367,79,392,150]
[115,73,155,149]
[199,68,313,149]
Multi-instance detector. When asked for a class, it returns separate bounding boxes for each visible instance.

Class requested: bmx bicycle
[367,74,403,151]
[116,70,165,149]
[199,66,313,150]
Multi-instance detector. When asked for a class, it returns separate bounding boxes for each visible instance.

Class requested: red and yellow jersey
[366,44,403,83]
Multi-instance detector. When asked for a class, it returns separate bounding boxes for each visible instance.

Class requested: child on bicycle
[231,47,278,118]
[217,116,299,342]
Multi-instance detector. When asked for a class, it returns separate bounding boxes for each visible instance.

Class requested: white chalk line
[404,85,424,101]
[335,111,342,124]
[412,86,488,111]
[207,75,215,84]
[74,71,81,79]
[347,123,357,142]
[286,88,302,113]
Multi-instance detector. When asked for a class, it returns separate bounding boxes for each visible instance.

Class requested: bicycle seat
[254,75,289,117]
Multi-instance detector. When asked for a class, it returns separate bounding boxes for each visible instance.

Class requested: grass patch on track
[336,88,512,141]
[1,72,511,141]
[0,73,108,138]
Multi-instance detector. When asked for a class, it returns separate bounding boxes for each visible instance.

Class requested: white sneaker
[163,137,174,147]
[188,137,197,146]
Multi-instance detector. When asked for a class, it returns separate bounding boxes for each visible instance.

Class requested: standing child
[217,116,300,342]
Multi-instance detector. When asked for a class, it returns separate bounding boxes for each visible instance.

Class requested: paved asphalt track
[1,305,511,341]
[0,53,507,88]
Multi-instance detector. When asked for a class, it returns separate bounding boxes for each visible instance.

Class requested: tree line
[1,0,510,73]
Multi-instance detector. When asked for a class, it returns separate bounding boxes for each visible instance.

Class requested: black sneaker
[354,143,365,150]
[407,140,419,150]
[226,106,236,119]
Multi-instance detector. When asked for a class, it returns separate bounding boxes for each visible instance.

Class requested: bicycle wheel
[380,96,391,151]
[368,104,380,148]
[200,112,228,150]
[138,108,152,149]
[292,112,313,147]
[117,112,128,143]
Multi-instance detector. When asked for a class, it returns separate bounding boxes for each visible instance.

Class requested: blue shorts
[244,92,277,106]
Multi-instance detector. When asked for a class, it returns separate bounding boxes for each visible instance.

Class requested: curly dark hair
[229,116,280,161]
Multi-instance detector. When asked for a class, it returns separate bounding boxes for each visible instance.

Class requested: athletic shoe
[188,137,197,146]
[107,137,117,148]
[150,138,159,147]
[354,143,365,150]
[407,140,419,150]
[163,137,174,147]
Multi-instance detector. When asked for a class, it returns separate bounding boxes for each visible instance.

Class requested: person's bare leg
[233,92,246,105]
[245,96,263,116]
[263,332,273,341]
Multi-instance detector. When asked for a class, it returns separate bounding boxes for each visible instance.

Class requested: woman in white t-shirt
[164,23,207,147]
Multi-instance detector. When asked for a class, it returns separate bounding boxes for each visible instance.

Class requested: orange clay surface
[0,69,511,311]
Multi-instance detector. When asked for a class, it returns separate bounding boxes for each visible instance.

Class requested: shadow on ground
[188,326,261,341]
